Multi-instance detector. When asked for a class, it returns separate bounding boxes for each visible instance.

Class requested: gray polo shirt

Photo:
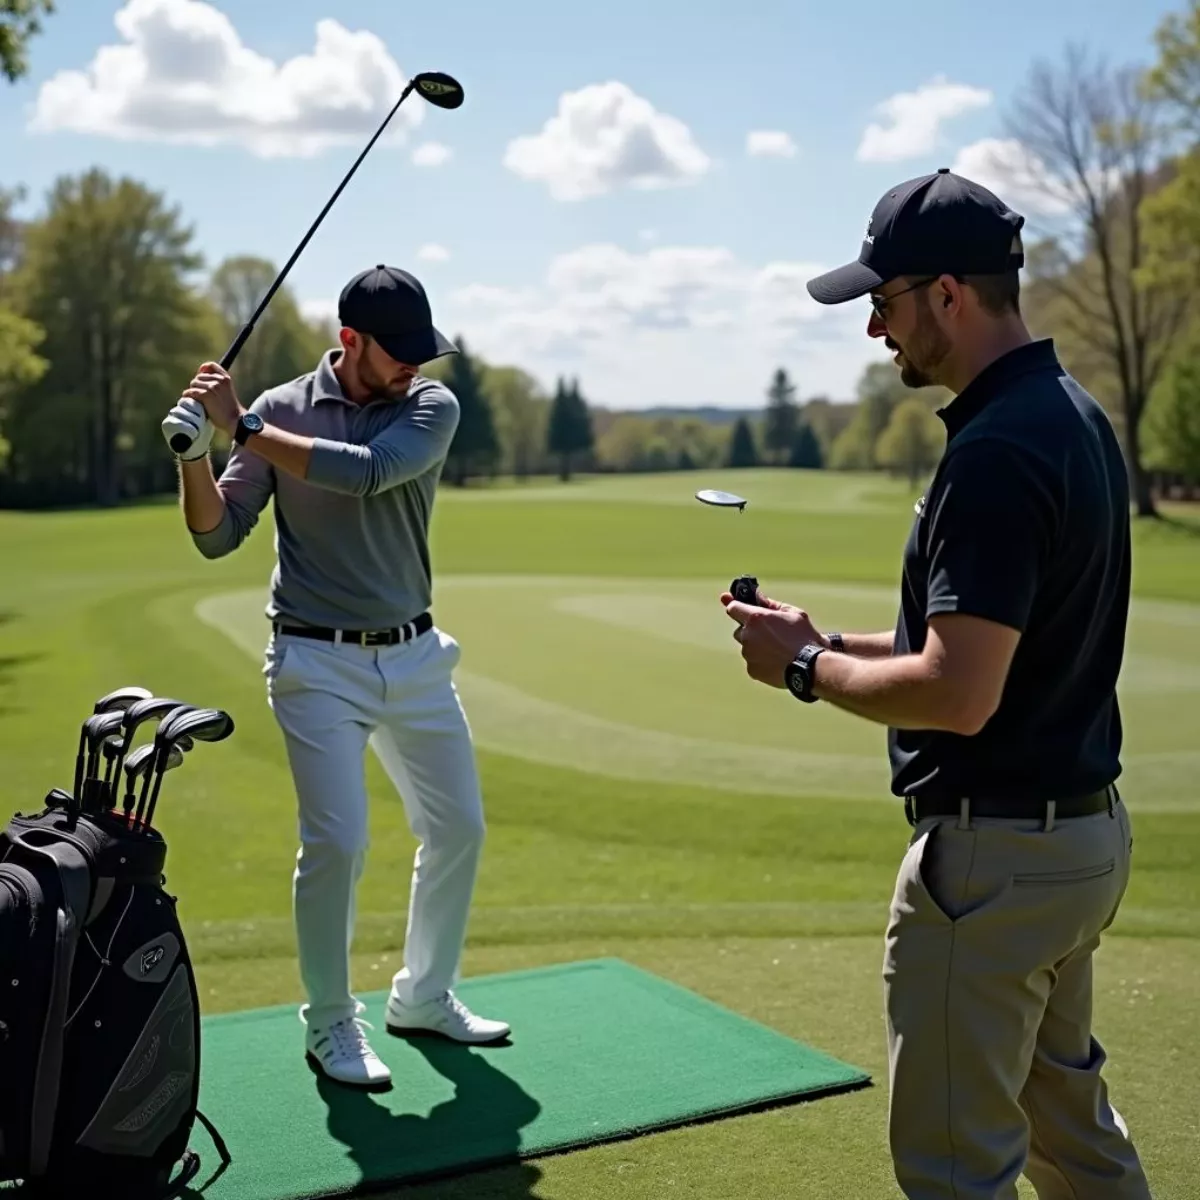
[190,349,459,630]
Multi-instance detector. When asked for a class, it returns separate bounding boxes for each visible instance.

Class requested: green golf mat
[190,958,871,1199]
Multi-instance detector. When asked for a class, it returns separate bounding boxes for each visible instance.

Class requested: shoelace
[439,991,473,1022]
[327,1017,378,1060]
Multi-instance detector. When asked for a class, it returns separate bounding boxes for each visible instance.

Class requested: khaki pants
[883,792,1152,1200]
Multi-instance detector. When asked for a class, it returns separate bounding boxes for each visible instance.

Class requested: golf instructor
[724,170,1153,1199]
[161,264,509,1089]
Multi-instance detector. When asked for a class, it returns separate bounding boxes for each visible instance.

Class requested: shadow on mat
[313,1038,546,1198]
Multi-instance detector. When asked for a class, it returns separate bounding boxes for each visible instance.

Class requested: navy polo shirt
[889,338,1132,804]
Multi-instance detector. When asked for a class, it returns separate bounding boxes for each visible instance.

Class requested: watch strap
[786,643,825,703]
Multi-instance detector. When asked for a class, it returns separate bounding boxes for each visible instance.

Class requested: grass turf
[195,958,869,1200]
[1,467,1198,1199]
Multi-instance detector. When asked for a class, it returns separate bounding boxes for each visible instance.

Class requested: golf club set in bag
[0,687,235,1199]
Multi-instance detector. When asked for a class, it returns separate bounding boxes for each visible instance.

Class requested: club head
[93,686,153,714]
[411,70,464,109]
[155,706,234,749]
[695,488,748,512]
[84,711,129,787]
[122,743,181,820]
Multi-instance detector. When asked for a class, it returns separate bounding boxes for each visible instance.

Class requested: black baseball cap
[337,264,457,363]
[806,168,1025,305]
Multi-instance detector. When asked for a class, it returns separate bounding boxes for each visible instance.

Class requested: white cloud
[302,244,888,404]
[416,243,450,262]
[29,0,423,157]
[412,141,452,167]
[857,76,992,163]
[503,81,711,201]
[432,243,881,408]
[746,130,797,159]
[949,137,1076,218]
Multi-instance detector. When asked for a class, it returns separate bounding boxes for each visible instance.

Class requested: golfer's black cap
[805,168,1025,305]
[338,264,456,363]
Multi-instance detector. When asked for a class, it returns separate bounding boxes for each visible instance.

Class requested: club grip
[169,322,252,453]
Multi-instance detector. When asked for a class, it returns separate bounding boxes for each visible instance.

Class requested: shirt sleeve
[304,380,460,497]
[922,439,1058,633]
[189,393,277,560]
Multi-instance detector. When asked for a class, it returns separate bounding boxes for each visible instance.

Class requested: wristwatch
[784,643,825,703]
[234,411,264,446]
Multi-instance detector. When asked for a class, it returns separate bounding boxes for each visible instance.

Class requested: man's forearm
[812,651,969,733]
[833,631,895,658]
[241,424,313,480]
[178,457,226,534]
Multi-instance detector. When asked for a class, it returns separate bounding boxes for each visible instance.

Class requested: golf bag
[0,793,229,1198]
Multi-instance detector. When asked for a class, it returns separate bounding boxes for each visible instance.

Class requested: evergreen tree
[763,367,799,464]
[787,422,823,469]
[444,335,499,485]
[727,416,759,468]
[546,373,594,481]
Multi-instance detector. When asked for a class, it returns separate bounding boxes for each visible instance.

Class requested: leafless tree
[1000,44,1191,517]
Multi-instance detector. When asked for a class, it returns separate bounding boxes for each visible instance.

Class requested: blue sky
[0,0,1179,410]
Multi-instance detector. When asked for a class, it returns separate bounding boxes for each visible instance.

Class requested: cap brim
[373,325,458,365]
[805,260,888,305]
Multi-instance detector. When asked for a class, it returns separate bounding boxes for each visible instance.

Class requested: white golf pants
[262,623,485,1026]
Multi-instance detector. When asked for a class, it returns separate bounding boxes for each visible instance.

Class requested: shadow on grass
[314,1039,541,1200]
[0,613,42,717]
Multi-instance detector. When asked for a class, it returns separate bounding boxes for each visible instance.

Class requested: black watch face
[785,664,807,698]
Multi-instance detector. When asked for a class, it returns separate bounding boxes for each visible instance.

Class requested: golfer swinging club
[162,264,509,1088]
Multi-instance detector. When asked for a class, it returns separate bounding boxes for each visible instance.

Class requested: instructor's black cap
[338,264,457,363]
[806,168,1025,305]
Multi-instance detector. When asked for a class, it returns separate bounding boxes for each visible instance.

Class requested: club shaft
[169,84,418,454]
[218,83,416,372]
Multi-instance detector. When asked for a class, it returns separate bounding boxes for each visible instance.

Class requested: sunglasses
[869,277,938,321]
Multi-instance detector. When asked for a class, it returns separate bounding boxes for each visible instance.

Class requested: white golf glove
[162,396,214,461]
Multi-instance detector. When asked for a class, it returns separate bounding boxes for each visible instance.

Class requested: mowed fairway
[2,468,1199,1199]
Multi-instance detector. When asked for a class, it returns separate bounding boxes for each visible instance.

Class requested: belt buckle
[362,629,391,647]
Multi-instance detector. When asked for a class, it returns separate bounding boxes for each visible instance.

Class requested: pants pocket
[1012,858,1115,886]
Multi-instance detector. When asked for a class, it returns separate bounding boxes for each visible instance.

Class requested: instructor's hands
[161,397,214,461]
[182,362,243,436]
[721,590,828,688]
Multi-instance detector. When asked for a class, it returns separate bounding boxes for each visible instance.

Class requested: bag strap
[159,1110,232,1198]
[17,838,93,1178]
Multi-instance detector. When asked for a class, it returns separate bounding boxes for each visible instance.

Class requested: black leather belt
[272,611,433,646]
[904,785,1116,827]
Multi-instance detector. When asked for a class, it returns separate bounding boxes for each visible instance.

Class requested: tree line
[4,4,1200,510]
[0,163,928,507]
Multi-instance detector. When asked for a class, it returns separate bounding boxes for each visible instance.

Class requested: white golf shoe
[385,989,510,1044]
[303,1006,392,1089]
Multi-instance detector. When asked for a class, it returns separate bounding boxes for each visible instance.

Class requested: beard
[887,297,952,388]
[361,362,415,401]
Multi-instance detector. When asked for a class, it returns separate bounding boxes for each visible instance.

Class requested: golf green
[192,958,870,1199]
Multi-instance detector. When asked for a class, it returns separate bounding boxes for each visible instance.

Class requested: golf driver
[167,68,466,455]
[72,686,154,802]
[138,707,235,828]
[694,488,761,605]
